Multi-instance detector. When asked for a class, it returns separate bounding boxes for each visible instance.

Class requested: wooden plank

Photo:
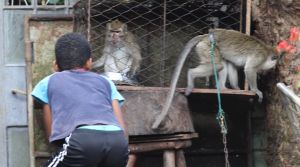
[129,141,192,153]
[28,15,73,21]
[129,133,198,144]
[117,86,256,96]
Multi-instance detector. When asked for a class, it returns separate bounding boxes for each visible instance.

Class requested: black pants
[44,129,129,167]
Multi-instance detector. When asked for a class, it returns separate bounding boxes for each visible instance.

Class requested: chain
[209,32,231,167]
[219,116,230,167]
[223,133,230,167]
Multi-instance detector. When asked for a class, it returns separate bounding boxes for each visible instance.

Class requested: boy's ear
[52,60,60,72]
[85,58,93,70]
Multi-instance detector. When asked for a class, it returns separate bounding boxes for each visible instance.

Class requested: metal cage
[74,0,243,88]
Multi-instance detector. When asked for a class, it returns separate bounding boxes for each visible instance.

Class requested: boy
[32,33,128,167]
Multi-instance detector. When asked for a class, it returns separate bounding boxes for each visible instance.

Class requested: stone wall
[252,0,300,166]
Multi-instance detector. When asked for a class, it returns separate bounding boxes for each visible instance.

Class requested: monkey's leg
[227,62,240,89]
[186,63,223,95]
[244,68,263,102]
[218,61,228,90]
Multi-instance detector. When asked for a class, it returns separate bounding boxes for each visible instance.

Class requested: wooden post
[163,150,176,167]
[175,150,187,167]
[244,0,252,90]
[126,154,137,167]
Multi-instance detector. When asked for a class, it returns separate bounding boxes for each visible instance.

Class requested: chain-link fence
[74,0,243,88]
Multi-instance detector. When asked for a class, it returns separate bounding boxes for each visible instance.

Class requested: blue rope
[208,33,228,135]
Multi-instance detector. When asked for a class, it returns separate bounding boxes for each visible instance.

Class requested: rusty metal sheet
[122,91,195,136]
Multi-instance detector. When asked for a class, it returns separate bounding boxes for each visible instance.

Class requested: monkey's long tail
[152,35,206,129]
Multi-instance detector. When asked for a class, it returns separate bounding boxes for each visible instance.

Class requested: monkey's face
[108,29,123,44]
[260,54,277,71]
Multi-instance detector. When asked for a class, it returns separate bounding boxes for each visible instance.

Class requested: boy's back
[32,33,128,167]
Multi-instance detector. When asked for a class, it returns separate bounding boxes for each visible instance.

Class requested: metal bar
[277,83,300,106]
[11,89,27,95]
[160,0,167,87]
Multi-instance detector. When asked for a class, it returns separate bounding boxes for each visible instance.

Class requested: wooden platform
[127,133,198,167]
[117,85,256,96]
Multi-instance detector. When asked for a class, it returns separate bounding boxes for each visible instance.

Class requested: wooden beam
[129,141,191,153]
[129,133,198,144]
[117,85,256,96]
[244,0,252,90]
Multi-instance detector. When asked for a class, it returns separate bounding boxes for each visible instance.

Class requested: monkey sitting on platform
[92,19,142,85]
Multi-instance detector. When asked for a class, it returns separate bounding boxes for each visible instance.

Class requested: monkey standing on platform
[152,28,281,129]
[92,19,142,85]
[184,29,279,102]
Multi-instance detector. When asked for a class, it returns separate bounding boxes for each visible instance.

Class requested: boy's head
[55,33,91,71]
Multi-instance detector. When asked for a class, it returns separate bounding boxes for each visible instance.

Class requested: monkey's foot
[252,90,263,103]
[185,87,193,96]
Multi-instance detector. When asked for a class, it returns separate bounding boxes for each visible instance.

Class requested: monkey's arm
[92,47,109,69]
[245,67,263,102]
[129,45,142,75]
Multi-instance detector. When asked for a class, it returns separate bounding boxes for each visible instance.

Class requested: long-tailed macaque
[92,19,142,84]
[152,28,279,129]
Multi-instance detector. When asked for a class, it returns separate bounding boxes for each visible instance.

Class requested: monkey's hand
[125,71,134,79]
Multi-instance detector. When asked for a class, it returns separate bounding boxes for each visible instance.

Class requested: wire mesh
[74,0,242,87]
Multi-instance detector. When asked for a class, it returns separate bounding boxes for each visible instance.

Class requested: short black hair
[55,33,91,71]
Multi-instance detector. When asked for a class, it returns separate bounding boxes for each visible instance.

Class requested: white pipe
[277,82,300,107]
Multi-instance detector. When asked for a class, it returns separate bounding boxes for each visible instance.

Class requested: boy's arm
[31,75,53,141]
[112,99,128,137]
[43,104,52,140]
